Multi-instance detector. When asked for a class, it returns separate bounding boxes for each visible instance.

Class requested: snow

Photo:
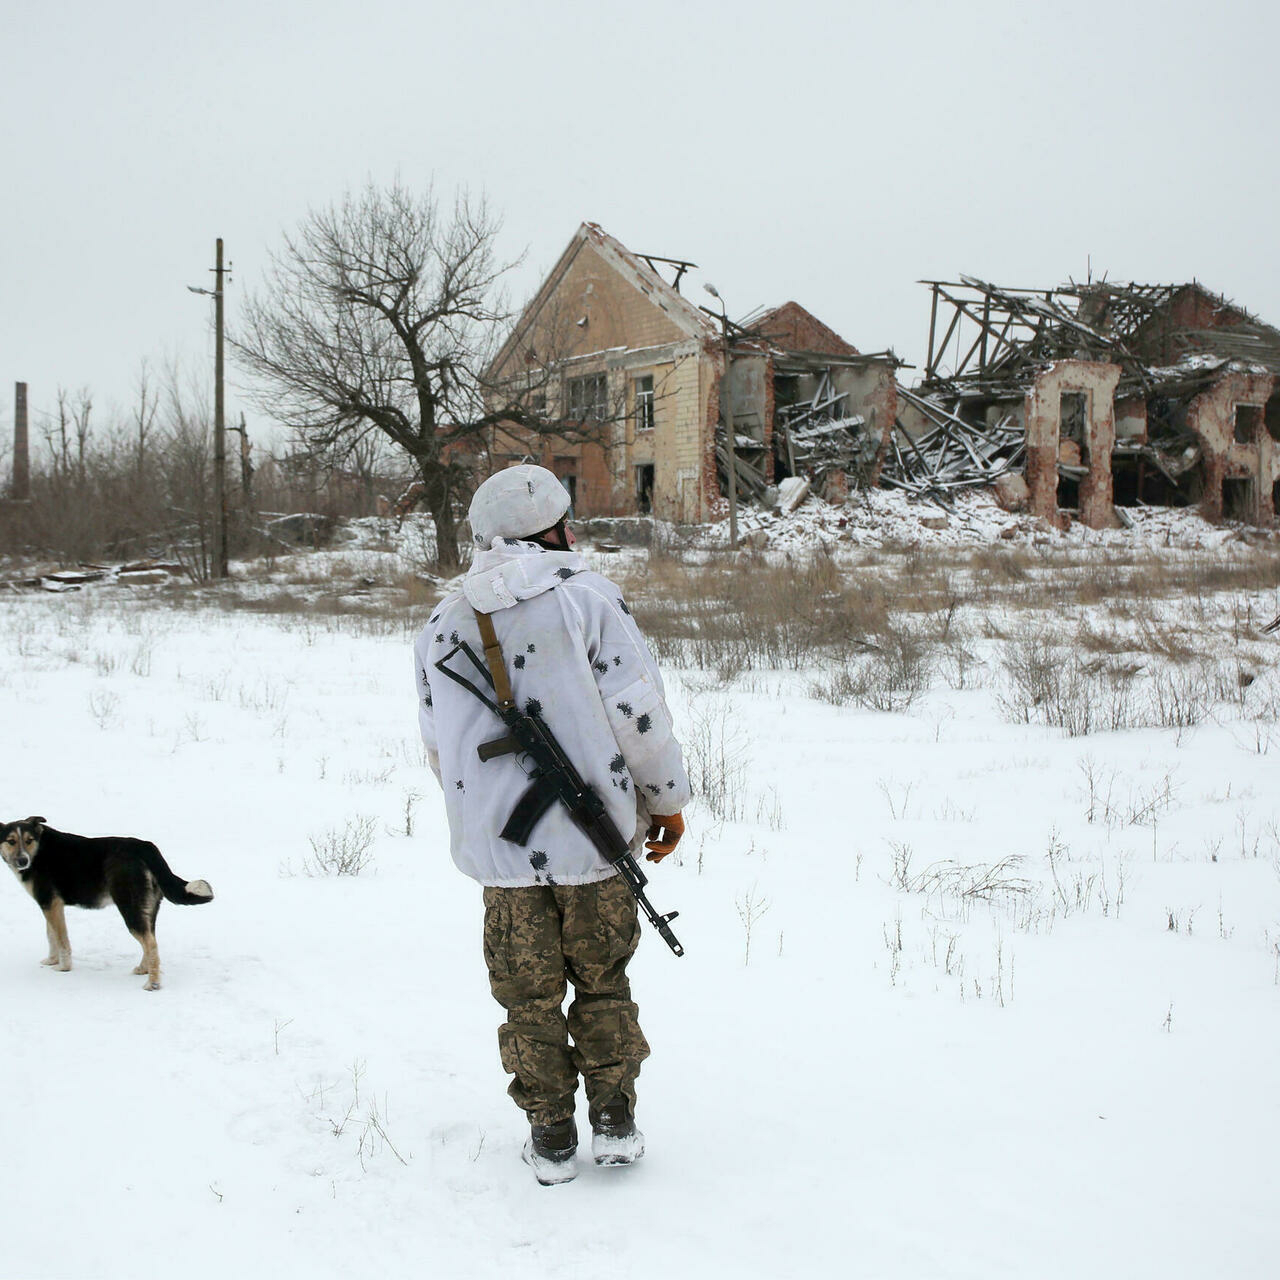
[2,533,1279,1279]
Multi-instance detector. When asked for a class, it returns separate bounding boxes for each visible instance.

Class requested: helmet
[468,464,571,549]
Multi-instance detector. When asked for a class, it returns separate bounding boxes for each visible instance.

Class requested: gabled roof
[487,222,719,381]
[741,301,860,357]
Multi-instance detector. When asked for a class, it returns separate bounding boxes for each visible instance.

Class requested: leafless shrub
[300,816,378,876]
[811,616,933,712]
[885,840,915,891]
[1044,829,1098,915]
[907,855,1037,919]
[1148,667,1213,730]
[87,689,120,730]
[882,914,904,985]
[682,699,749,822]
[998,629,1098,735]
[754,785,785,831]
[322,1060,409,1171]
[735,884,770,966]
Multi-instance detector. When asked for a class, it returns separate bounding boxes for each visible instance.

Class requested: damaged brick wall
[746,301,860,357]
[863,371,898,488]
[1022,360,1121,530]
[701,340,728,522]
[1185,370,1276,524]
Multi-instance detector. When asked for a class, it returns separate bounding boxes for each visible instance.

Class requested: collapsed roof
[918,277,1280,401]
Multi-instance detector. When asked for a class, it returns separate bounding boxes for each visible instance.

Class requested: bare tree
[160,359,217,580]
[132,359,160,481]
[227,412,255,512]
[45,389,72,479]
[70,389,92,485]
[231,181,539,569]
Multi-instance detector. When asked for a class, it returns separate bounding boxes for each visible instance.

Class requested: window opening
[1234,403,1262,445]
[635,464,654,515]
[565,373,608,424]
[633,375,655,433]
[1223,477,1254,521]
[1057,391,1088,511]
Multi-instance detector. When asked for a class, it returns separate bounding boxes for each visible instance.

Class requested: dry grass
[613,541,1280,731]
[51,534,1276,738]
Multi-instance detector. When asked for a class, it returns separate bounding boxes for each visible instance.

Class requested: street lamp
[703,282,738,549]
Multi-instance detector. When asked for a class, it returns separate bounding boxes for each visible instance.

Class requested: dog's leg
[113,873,163,991]
[41,900,72,971]
[121,886,162,991]
[128,927,161,991]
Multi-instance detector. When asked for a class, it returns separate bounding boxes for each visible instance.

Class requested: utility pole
[214,238,228,579]
[189,240,229,578]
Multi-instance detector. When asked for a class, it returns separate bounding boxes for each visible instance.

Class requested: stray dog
[0,817,213,990]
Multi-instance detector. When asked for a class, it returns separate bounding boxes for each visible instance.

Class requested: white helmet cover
[468,464,571,549]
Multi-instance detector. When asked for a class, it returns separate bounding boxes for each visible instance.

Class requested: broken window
[1266,395,1280,441]
[1057,392,1087,511]
[553,456,577,515]
[632,375,655,433]
[565,373,608,423]
[1060,392,1087,444]
[635,464,654,515]
[1234,403,1262,445]
[1224,477,1255,520]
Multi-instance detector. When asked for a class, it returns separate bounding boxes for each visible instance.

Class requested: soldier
[415,465,690,1185]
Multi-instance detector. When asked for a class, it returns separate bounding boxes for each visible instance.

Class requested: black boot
[522,1117,578,1186]
[591,1100,645,1167]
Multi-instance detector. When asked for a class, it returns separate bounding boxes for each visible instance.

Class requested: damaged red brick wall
[866,375,898,489]
[744,302,859,357]
[1023,360,1121,530]
[1185,371,1276,524]
[762,359,776,486]
[1131,285,1251,365]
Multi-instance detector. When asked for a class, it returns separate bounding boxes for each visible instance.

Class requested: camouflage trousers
[482,875,650,1127]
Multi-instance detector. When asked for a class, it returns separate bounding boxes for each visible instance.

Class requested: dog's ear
[25,816,46,830]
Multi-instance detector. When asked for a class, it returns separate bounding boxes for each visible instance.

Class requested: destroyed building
[483,223,900,521]
[889,279,1280,528]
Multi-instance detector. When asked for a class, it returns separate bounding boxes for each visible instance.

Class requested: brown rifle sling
[473,609,515,709]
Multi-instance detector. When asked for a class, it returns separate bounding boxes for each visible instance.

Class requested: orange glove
[644,812,684,862]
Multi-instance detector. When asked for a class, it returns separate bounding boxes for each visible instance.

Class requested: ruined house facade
[903,281,1280,529]
[483,223,898,522]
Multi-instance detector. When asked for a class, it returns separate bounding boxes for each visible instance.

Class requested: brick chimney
[13,382,29,500]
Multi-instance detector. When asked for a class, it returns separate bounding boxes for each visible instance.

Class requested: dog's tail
[136,842,215,905]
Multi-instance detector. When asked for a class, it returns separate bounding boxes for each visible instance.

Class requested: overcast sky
[4,0,1278,446]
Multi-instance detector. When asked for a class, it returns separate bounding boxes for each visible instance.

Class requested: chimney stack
[13,382,30,500]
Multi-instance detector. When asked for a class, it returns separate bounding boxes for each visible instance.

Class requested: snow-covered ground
[2,534,1279,1279]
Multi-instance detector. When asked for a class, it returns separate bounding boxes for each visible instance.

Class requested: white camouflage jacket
[414,541,692,887]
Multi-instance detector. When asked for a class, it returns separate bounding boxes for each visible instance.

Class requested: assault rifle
[434,629,685,957]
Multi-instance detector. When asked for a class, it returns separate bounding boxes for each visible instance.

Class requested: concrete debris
[777,477,811,514]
